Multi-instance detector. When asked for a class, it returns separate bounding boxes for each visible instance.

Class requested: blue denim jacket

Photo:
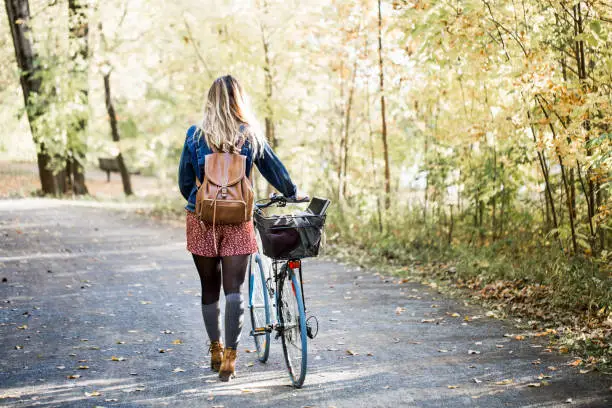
[178,125,297,212]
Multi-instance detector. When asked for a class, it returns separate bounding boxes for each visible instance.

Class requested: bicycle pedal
[306,315,319,339]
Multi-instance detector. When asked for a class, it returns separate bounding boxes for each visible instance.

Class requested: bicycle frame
[251,257,306,338]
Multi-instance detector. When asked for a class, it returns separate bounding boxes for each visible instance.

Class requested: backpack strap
[194,130,203,188]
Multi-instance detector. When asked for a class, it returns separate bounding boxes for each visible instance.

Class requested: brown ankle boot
[218,347,237,381]
[209,341,224,372]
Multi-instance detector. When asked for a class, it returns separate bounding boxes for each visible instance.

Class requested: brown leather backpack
[194,136,254,225]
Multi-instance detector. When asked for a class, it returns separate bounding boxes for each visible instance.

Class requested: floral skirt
[186,210,258,257]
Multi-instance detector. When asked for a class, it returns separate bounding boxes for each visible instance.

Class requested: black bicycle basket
[254,209,327,260]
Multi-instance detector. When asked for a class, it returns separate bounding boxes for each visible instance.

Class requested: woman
[178,75,302,381]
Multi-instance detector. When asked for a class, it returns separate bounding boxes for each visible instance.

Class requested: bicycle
[247,194,330,388]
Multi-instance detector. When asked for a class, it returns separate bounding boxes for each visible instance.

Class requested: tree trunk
[259,0,276,197]
[6,0,60,195]
[364,41,383,234]
[103,71,133,196]
[68,0,89,195]
[536,96,577,253]
[377,0,391,209]
[338,59,357,201]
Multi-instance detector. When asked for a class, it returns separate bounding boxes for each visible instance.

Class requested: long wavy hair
[197,75,265,156]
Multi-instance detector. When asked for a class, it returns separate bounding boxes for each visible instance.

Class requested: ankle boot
[209,341,224,372]
[218,347,237,381]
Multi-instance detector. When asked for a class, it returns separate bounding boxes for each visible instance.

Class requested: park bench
[98,157,139,182]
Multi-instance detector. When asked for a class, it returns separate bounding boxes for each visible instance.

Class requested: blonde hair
[197,75,265,156]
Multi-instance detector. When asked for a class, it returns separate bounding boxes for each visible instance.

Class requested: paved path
[0,199,610,407]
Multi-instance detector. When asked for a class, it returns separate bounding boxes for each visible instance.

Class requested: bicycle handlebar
[255,194,310,209]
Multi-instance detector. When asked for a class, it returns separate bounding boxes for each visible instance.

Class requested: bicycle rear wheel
[248,253,271,363]
[278,264,308,388]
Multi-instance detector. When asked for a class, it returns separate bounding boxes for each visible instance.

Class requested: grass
[325,204,612,372]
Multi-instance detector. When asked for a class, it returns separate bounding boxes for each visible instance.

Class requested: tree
[103,68,133,196]
[66,0,90,195]
[377,0,391,209]
[5,0,60,195]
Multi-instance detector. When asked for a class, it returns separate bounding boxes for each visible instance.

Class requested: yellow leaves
[171,339,183,345]
[110,356,126,361]
[346,349,358,356]
[568,358,583,367]
[84,390,101,397]
[447,385,459,389]
[17,325,27,330]
[494,379,514,386]
[534,328,556,337]
[67,374,80,379]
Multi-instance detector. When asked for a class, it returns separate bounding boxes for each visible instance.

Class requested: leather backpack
[194,133,254,226]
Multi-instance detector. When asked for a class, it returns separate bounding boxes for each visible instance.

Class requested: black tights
[192,254,249,304]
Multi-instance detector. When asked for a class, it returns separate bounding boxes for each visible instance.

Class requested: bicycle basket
[254,210,327,260]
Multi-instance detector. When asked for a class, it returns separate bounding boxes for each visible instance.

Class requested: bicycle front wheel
[248,253,271,363]
[278,264,308,388]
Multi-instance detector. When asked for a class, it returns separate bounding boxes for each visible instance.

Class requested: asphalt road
[0,199,610,408]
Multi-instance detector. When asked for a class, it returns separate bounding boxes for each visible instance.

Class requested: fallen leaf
[438,349,449,353]
[346,349,358,356]
[494,379,514,385]
[421,319,436,323]
[472,378,482,384]
[172,367,185,373]
[514,335,525,341]
[171,339,183,345]
[139,301,152,305]
[568,359,582,367]
[527,383,541,388]
[395,307,406,315]
[240,389,253,393]
[559,346,569,353]
[110,356,125,361]
[17,325,27,330]
[246,362,254,367]
[85,391,101,397]
[447,385,459,389]
[78,365,89,370]
[67,374,81,379]
[537,374,552,380]
[450,312,460,318]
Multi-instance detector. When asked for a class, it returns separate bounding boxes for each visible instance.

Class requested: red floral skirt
[185,210,258,257]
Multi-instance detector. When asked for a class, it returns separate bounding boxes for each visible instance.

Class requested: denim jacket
[178,125,297,212]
